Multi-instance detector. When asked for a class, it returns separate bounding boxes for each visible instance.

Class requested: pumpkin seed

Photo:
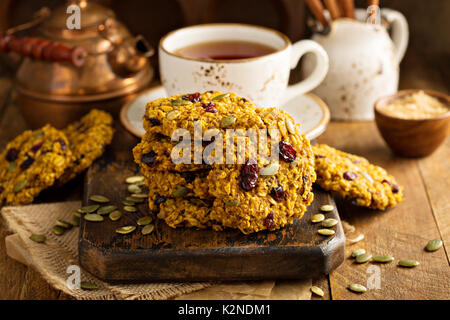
[289,158,300,168]
[220,115,236,128]
[320,204,334,212]
[358,170,374,183]
[124,206,137,212]
[80,205,100,213]
[132,193,148,199]
[224,199,240,207]
[52,225,65,236]
[372,255,394,263]
[109,210,122,221]
[425,239,443,252]
[167,110,181,120]
[72,216,80,227]
[84,214,104,222]
[355,253,372,263]
[129,196,145,203]
[322,218,338,228]
[212,93,229,101]
[351,249,366,258]
[128,184,142,194]
[80,281,98,290]
[310,286,324,297]
[89,195,110,203]
[318,229,335,236]
[97,205,117,215]
[260,163,279,176]
[8,161,16,172]
[311,214,325,223]
[171,99,191,106]
[13,180,27,193]
[126,176,144,184]
[72,211,81,218]
[142,224,155,235]
[29,234,46,243]
[172,186,189,198]
[122,200,135,206]
[55,219,72,229]
[348,283,367,293]
[286,119,296,134]
[137,216,153,226]
[116,225,136,234]
[398,259,419,268]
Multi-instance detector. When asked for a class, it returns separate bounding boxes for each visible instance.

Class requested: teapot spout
[134,35,154,58]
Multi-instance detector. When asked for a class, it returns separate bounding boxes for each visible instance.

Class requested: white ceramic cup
[159,23,329,107]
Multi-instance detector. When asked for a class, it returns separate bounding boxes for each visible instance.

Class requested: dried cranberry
[20,156,34,170]
[202,102,217,113]
[382,179,400,193]
[182,92,201,102]
[31,142,43,153]
[278,141,296,162]
[154,195,167,205]
[56,138,67,151]
[239,159,259,191]
[264,211,275,229]
[343,171,358,181]
[146,117,161,126]
[141,151,157,167]
[270,186,287,201]
[5,148,18,162]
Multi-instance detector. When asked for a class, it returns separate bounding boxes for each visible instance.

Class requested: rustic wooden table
[0,53,448,300]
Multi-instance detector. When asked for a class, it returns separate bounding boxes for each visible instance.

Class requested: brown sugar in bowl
[374,89,450,157]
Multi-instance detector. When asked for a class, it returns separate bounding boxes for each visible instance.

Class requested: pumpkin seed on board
[122,200,135,206]
[55,220,72,229]
[132,193,148,199]
[137,216,153,226]
[84,214,104,222]
[425,239,443,252]
[126,176,144,184]
[372,255,394,263]
[13,179,27,193]
[212,93,229,101]
[80,281,98,290]
[30,234,46,243]
[310,286,324,297]
[351,249,366,258]
[355,253,372,264]
[116,226,136,234]
[318,229,335,236]
[52,225,65,236]
[109,210,122,221]
[398,259,420,268]
[260,163,279,176]
[320,204,334,212]
[321,218,338,228]
[348,283,367,293]
[124,206,137,212]
[129,196,145,203]
[72,216,80,227]
[89,195,110,203]
[142,224,155,235]
[72,211,81,218]
[311,214,325,223]
[97,205,117,215]
[80,205,100,213]
[128,184,142,194]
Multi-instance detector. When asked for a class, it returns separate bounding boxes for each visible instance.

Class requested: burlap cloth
[1,201,311,300]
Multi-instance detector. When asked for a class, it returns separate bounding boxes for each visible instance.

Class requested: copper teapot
[0,0,154,128]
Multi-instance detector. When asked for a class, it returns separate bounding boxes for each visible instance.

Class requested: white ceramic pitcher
[303,8,409,120]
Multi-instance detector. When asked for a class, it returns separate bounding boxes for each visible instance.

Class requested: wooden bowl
[374,89,450,157]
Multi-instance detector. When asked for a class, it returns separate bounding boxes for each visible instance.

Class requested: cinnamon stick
[324,0,342,20]
[305,0,329,28]
[339,0,354,19]
[368,0,379,6]
[367,0,380,24]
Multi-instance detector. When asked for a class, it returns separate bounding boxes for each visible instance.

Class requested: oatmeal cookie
[0,125,72,205]
[312,144,404,210]
[59,109,114,184]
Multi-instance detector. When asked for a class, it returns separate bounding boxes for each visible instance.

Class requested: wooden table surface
[0,53,448,300]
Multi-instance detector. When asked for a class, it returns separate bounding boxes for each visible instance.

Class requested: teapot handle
[382,8,409,64]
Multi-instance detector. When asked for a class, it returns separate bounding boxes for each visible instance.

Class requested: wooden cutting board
[78,126,345,282]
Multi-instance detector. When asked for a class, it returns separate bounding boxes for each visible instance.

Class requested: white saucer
[120,86,330,140]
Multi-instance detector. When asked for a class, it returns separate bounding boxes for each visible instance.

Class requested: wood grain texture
[318,121,450,300]
[79,125,345,282]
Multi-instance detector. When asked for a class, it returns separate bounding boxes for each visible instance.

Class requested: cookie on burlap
[0,125,73,205]
[58,109,114,184]
[312,144,404,210]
